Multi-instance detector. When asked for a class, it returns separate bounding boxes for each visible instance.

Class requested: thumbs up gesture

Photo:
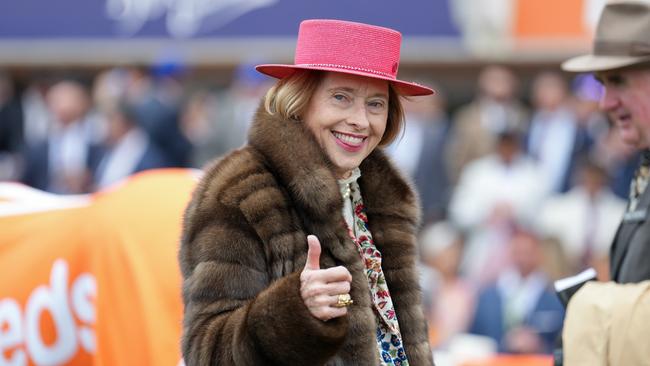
[300,235,353,321]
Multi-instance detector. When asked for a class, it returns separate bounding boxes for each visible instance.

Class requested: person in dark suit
[20,80,101,194]
[468,229,564,354]
[123,66,193,168]
[386,89,452,224]
[562,0,650,284]
[524,71,596,194]
[93,101,170,190]
[0,72,25,180]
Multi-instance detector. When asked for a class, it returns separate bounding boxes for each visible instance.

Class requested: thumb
[305,235,321,271]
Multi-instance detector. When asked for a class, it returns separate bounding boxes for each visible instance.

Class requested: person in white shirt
[449,131,549,285]
[94,102,168,190]
[538,160,626,278]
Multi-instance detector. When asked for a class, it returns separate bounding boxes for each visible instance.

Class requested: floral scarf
[339,170,410,366]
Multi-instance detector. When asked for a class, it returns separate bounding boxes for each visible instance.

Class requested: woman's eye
[333,93,347,101]
[368,100,386,109]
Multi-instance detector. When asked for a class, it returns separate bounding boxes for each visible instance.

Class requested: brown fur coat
[179,104,434,365]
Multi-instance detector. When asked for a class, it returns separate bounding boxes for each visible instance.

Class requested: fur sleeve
[180,214,348,366]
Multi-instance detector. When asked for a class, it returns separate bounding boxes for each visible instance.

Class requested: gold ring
[334,293,353,308]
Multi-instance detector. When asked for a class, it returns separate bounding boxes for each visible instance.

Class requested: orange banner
[514,0,586,38]
[462,355,553,366]
[0,169,198,366]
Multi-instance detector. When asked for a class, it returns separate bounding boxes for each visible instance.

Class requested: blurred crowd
[0,63,635,358]
[0,63,275,194]
[400,65,633,360]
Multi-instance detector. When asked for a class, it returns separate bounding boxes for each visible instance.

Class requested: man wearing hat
[560,1,650,364]
[563,0,650,284]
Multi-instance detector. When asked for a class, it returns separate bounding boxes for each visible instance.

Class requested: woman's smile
[332,130,367,152]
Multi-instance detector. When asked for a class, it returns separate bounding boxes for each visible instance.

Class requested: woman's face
[303,72,389,178]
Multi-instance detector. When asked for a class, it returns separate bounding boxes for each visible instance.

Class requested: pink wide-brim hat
[256,19,434,96]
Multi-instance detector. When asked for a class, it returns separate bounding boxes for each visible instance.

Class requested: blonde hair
[263,70,405,146]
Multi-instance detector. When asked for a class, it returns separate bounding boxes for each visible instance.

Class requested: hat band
[594,41,650,57]
[298,63,395,79]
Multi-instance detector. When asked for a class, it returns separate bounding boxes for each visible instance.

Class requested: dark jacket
[469,280,565,354]
[179,104,433,365]
[20,140,103,193]
[611,175,650,283]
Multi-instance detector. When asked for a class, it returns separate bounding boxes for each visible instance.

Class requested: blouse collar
[337,168,361,199]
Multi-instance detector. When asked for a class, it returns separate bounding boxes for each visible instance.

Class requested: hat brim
[562,53,650,73]
[256,64,434,96]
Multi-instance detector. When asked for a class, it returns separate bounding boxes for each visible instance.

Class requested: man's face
[596,68,650,149]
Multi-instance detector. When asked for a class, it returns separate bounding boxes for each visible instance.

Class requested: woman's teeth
[333,132,364,145]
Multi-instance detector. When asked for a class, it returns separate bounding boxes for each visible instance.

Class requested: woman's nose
[347,103,370,129]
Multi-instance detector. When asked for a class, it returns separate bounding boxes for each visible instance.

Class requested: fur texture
[179,103,434,365]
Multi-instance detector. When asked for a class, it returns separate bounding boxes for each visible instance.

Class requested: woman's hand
[300,235,352,321]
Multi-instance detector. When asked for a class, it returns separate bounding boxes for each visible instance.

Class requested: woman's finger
[324,281,351,296]
[314,266,352,283]
[312,304,348,321]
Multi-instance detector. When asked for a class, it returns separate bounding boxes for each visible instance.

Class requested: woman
[179,19,435,365]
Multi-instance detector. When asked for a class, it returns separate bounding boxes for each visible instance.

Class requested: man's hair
[263,69,405,146]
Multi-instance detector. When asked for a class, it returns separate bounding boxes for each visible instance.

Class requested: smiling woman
[179,19,435,366]
[301,72,389,178]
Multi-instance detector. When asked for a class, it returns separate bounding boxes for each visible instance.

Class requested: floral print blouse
[338,169,410,366]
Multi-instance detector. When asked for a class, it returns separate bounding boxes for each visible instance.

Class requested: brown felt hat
[562,0,650,72]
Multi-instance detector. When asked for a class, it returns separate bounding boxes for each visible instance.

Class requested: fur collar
[247,103,420,230]
[247,103,429,365]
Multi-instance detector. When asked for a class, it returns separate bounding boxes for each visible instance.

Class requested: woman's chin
[332,160,361,178]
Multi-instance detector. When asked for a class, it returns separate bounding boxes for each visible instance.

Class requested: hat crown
[254,19,434,95]
[595,0,650,56]
[294,19,402,79]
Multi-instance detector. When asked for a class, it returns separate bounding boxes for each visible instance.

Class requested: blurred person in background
[93,67,129,113]
[570,73,609,146]
[179,19,435,365]
[538,160,626,279]
[123,65,193,167]
[418,221,475,350]
[0,71,24,180]
[93,101,168,190]
[179,88,222,167]
[468,229,565,355]
[386,84,452,224]
[449,130,549,286]
[537,236,573,284]
[20,76,53,149]
[525,71,595,194]
[446,65,529,184]
[450,0,515,55]
[179,62,275,168]
[20,79,102,194]
[208,61,275,158]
